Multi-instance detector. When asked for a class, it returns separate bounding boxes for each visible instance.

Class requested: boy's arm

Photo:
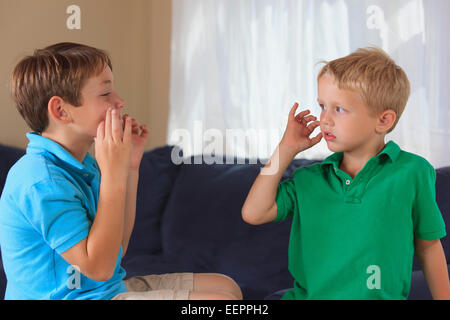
[120,114,148,257]
[414,238,450,300]
[61,108,132,281]
[242,103,322,225]
[122,169,138,257]
[241,144,297,225]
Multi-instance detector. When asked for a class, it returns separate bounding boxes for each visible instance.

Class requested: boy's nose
[113,96,125,112]
[320,110,333,127]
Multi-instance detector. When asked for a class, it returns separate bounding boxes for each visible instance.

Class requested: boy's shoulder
[4,132,99,197]
[288,161,324,181]
[9,153,54,184]
[3,151,76,198]
[397,148,432,165]
[395,148,436,177]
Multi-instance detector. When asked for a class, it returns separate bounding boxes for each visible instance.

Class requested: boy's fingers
[289,103,299,120]
[140,125,149,139]
[303,115,317,123]
[307,121,321,132]
[96,120,105,141]
[293,109,311,122]
[310,132,323,145]
[105,108,112,140]
[131,118,139,134]
[122,114,129,130]
[122,114,140,133]
[295,114,316,124]
[120,112,149,140]
[123,118,132,144]
[111,109,123,142]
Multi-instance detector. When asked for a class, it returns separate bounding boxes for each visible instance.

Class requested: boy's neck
[41,130,92,164]
[339,138,386,179]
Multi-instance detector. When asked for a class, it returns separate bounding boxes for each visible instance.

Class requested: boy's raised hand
[95,107,132,182]
[121,114,149,171]
[280,102,322,157]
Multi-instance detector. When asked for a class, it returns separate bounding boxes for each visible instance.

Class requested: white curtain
[169,0,450,168]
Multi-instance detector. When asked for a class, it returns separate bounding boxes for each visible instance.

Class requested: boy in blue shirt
[0,42,241,300]
[242,47,449,299]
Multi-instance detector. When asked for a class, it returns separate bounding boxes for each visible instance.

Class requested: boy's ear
[47,96,72,123]
[375,109,397,134]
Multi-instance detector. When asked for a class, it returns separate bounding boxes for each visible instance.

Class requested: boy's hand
[280,102,322,157]
[94,107,132,182]
[121,114,149,171]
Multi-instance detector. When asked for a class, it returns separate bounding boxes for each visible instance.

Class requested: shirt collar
[321,140,401,169]
[25,131,97,180]
[378,140,401,162]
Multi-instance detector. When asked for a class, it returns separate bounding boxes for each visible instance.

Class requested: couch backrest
[159,156,307,297]
[0,145,25,197]
[125,146,182,256]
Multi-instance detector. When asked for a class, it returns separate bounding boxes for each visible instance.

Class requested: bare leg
[188,273,243,300]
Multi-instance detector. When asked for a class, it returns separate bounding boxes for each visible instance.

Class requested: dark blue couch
[0,144,448,300]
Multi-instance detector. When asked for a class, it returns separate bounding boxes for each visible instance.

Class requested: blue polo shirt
[0,132,127,300]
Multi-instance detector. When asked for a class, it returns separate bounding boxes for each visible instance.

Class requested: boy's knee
[215,274,243,300]
[193,273,243,300]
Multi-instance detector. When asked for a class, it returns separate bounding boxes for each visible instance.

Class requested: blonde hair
[317,47,410,132]
[10,42,112,133]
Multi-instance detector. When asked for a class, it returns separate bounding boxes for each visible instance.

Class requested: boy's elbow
[60,239,116,282]
[241,206,253,224]
[97,272,114,282]
[241,206,263,225]
[81,260,115,282]
[242,203,277,225]
[87,267,115,282]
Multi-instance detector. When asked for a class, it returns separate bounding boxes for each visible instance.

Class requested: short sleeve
[275,177,298,222]
[412,164,446,241]
[22,178,91,254]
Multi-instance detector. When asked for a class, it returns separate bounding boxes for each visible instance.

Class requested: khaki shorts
[112,272,194,300]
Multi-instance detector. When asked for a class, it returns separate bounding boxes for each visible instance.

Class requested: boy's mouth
[323,131,336,141]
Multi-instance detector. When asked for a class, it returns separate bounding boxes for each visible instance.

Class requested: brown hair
[317,47,410,132]
[10,42,112,133]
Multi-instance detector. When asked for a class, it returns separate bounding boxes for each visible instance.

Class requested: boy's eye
[319,104,326,110]
[101,93,111,97]
[336,107,345,113]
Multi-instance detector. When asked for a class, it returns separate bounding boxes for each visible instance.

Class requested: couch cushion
[124,146,182,256]
[161,157,318,299]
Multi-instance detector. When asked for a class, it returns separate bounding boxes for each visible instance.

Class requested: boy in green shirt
[242,47,449,300]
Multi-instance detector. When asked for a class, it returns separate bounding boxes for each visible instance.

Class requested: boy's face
[66,66,125,141]
[317,74,380,154]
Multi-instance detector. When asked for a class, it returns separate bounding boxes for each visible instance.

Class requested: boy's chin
[325,141,338,152]
[325,141,344,153]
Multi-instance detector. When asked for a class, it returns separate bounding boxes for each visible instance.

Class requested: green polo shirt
[275,141,446,300]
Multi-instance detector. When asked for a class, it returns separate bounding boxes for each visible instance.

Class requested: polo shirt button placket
[343,179,351,192]
[82,173,92,186]
[344,180,358,204]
